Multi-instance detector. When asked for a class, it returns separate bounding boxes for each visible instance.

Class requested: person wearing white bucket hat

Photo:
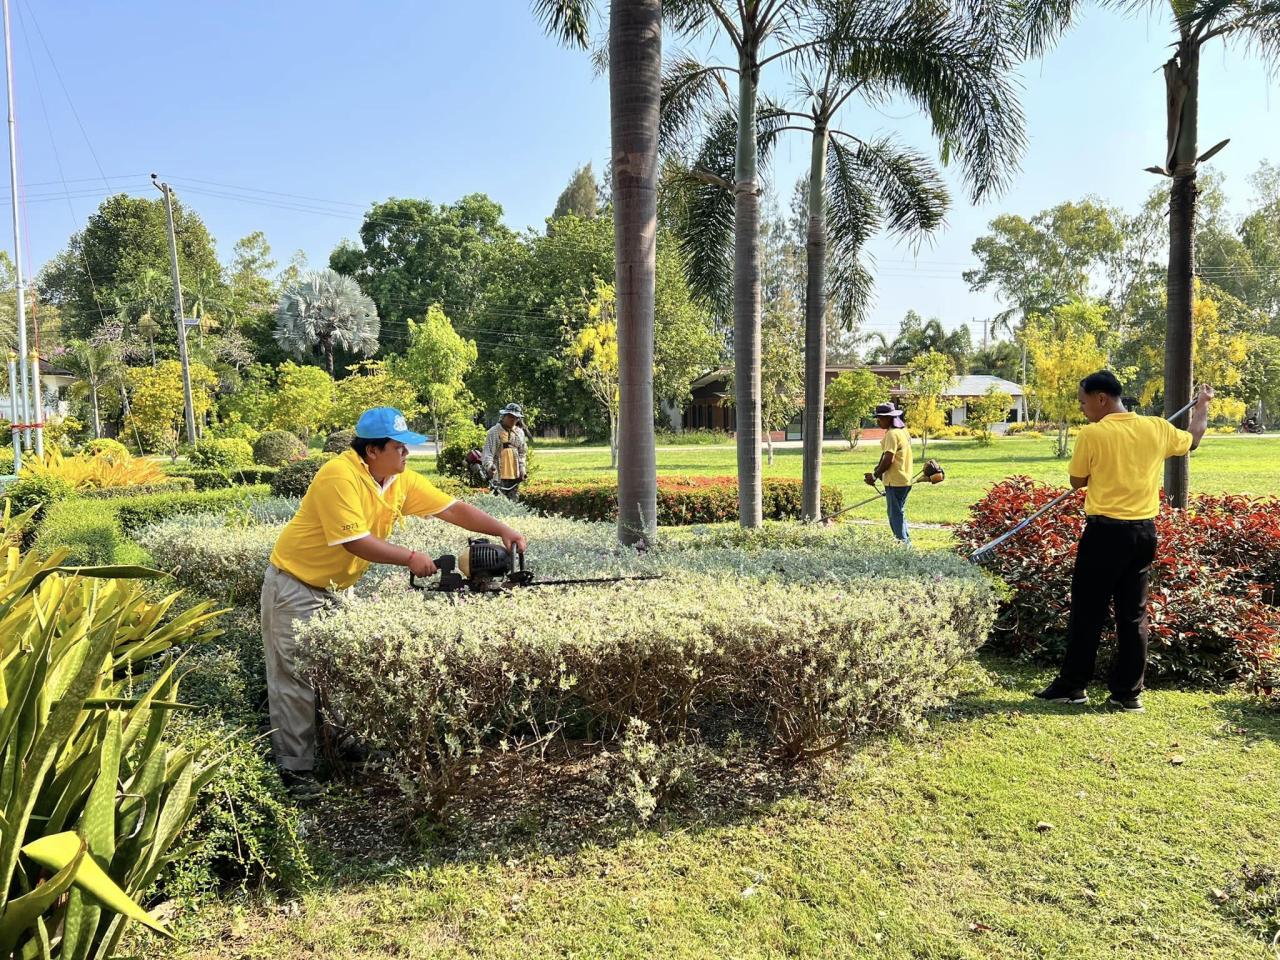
[482,402,528,500]
[864,401,914,544]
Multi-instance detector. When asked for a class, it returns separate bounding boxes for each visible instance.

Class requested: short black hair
[1080,370,1123,398]
[351,436,391,460]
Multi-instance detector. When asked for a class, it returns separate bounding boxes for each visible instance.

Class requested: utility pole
[3,0,31,457]
[152,174,198,446]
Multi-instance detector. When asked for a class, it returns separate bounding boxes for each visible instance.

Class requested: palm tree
[61,339,121,439]
[275,269,380,375]
[1021,0,1280,506]
[661,1,822,527]
[535,0,662,546]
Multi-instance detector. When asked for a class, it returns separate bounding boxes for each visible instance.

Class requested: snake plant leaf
[19,832,170,938]
[0,835,86,956]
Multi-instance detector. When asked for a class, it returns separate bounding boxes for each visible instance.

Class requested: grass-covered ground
[411,434,1280,527]
[164,658,1280,959]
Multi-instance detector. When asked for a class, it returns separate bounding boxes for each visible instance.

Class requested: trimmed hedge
[165,465,280,490]
[80,477,197,498]
[270,454,332,498]
[32,485,272,566]
[520,476,843,524]
[189,437,255,469]
[253,430,307,466]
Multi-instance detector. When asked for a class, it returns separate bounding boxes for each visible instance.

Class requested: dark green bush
[270,454,333,498]
[165,465,279,490]
[159,713,312,900]
[253,430,307,466]
[33,497,124,564]
[436,421,488,486]
[112,485,271,534]
[79,477,196,498]
[3,473,74,518]
[323,428,355,453]
[190,437,255,469]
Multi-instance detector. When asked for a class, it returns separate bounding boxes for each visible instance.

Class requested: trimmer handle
[409,553,454,589]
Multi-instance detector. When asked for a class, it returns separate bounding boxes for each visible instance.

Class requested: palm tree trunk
[90,385,101,439]
[611,0,661,546]
[733,60,763,528]
[1163,39,1198,509]
[801,124,830,521]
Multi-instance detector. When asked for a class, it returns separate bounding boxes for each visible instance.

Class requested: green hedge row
[519,476,843,525]
[165,465,280,490]
[34,485,272,565]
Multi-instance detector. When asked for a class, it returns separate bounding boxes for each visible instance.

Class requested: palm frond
[834,0,1027,201]
[823,143,880,328]
[532,0,594,49]
[663,0,723,40]
[830,134,949,239]
[668,112,738,311]
[660,55,735,152]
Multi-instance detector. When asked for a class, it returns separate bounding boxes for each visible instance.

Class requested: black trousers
[1058,518,1158,698]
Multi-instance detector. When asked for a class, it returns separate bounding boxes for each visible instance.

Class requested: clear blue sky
[5,0,1279,342]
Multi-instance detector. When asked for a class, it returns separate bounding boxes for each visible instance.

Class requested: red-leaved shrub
[955,477,1280,690]
[519,476,842,525]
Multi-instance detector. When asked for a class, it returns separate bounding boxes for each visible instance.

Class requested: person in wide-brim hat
[482,402,529,500]
[865,401,914,545]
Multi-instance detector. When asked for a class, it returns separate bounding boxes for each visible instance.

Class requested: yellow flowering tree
[1025,302,1109,457]
[126,359,217,456]
[568,280,620,468]
[269,362,334,441]
[903,350,954,456]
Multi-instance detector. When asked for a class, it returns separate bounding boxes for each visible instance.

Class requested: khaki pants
[261,564,346,772]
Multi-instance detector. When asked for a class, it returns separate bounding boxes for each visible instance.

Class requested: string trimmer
[818,459,946,524]
[409,538,659,594]
[969,395,1201,564]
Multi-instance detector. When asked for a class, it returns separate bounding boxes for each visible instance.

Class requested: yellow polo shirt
[269,450,454,589]
[880,427,914,487]
[1069,412,1193,520]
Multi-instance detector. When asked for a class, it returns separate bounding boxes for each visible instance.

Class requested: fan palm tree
[1020,0,1280,505]
[61,338,121,439]
[534,0,663,546]
[274,269,380,375]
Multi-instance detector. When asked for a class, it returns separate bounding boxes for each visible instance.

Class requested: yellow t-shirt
[880,427,914,487]
[1069,412,1193,520]
[269,449,454,589]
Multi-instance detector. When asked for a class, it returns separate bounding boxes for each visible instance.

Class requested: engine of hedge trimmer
[410,538,655,594]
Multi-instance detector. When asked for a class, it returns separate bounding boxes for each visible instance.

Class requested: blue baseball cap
[354,407,427,444]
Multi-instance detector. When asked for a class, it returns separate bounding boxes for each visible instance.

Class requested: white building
[943,375,1027,430]
[0,357,76,423]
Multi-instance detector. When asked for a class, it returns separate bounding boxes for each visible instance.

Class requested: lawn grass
[162,658,1280,959]
[412,435,1280,526]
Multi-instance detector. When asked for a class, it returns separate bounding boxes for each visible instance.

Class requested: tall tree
[660,1,812,528]
[395,305,479,455]
[329,194,515,353]
[903,349,954,456]
[1020,0,1280,505]
[553,163,602,219]
[781,0,1023,519]
[275,270,381,374]
[60,338,121,439]
[569,281,623,467]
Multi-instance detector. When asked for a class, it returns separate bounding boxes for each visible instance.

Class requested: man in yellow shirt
[1036,372,1212,712]
[262,406,527,789]
[865,401,914,544]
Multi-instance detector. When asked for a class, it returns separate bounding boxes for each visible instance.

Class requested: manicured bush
[436,421,488,485]
[112,485,271,534]
[323,428,355,453]
[932,425,976,439]
[955,478,1280,689]
[138,514,280,604]
[80,477,196,498]
[520,476,842,525]
[301,545,993,813]
[163,465,279,490]
[253,429,307,466]
[83,437,130,459]
[33,497,125,564]
[270,454,333,498]
[3,472,74,517]
[190,437,255,469]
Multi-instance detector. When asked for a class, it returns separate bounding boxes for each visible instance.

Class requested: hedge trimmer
[969,394,1202,564]
[409,538,659,594]
[818,459,946,524]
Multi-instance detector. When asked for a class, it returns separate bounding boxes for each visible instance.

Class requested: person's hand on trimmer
[406,549,437,578]
[499,526,527,556]
[864,472,877,487]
